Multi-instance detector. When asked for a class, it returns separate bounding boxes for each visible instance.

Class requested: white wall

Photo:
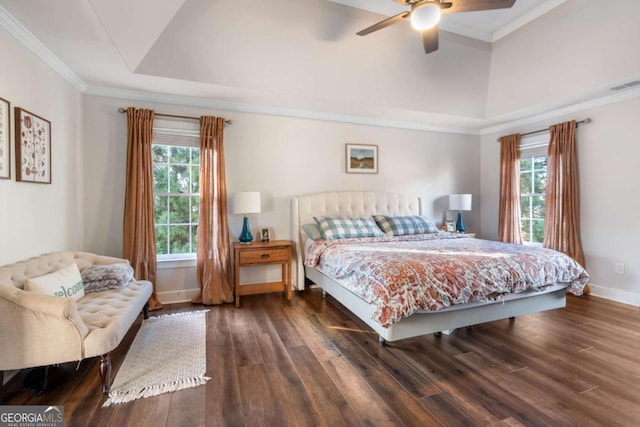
[136,0,492,120]
[7,0,636,310]
[486,0,640,118]
[0,27,83,266]
[83,95,481,303]
[481,96,640,305]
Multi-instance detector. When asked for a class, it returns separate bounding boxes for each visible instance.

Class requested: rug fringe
[103,375,211,407]
[103,310,211,407]
[147,309,210,321]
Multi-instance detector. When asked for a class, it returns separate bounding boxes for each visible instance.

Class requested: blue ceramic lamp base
[239,216,253,244]
[455,212,466,233]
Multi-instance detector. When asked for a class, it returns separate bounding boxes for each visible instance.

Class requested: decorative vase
[455,212,466,233]
[239,216,253,243]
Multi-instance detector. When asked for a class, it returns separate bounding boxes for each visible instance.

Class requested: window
[152,144,200,257]
[519,133,549,244]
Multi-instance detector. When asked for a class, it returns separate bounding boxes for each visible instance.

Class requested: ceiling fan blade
[442,0,516,14]
[422,26,439,54]
[356,11,410,36]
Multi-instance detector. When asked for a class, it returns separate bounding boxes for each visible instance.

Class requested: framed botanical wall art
[0,97,9,179]
[15,107,51,184]
[346,143,378,174]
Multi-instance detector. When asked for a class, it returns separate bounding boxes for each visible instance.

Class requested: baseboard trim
[587,283,640,307]
[157,289,200,305]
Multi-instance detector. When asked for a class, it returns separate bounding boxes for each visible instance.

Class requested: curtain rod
[496,118,591,142]
[117,107,232,125]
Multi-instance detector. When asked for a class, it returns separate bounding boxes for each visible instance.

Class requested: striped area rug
[103,310,210,406]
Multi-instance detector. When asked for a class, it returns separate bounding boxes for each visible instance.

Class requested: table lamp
[448,194,472,233]
[232,192,261,244]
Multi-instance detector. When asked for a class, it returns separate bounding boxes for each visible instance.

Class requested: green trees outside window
[520,156,547,244]
[153,144,200,256]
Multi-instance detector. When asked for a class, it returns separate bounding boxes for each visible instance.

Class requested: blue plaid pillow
[313,216,384,240]
[373,215,438,236]
[301,223,323,240]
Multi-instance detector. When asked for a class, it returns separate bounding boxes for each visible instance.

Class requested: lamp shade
[232,192,261,215]
[449,194,472,211]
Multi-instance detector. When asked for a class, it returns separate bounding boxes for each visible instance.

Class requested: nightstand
[233,240,293,307]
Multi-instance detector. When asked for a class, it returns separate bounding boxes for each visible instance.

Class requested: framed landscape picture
[15,107,51,184]
[346,143,378,174]
[0,97,9,179]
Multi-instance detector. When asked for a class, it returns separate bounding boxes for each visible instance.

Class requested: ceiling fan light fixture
[410,3,441,31]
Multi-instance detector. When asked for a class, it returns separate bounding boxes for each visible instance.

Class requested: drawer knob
[260,253,270,259]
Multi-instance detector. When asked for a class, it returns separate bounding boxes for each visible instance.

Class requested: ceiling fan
[356,0,516,54]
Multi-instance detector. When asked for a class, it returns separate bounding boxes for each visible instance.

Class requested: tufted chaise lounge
[0,251,153,394]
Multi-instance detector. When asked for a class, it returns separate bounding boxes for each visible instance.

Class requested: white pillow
[25,263,85,301]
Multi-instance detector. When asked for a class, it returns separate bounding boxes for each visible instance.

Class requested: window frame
[152,125,200,262]
[519,132,549,246]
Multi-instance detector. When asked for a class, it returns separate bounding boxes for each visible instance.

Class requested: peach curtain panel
[123,107,162,311]
[192,116,233,305]
[498,133,523,244]
[544,120,586,268]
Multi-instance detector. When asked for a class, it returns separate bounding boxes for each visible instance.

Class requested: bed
[291,191,589,343]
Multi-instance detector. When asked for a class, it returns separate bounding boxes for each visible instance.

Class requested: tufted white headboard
[291,191,422,290]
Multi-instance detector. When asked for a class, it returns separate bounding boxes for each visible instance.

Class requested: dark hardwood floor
[2,290,640,426]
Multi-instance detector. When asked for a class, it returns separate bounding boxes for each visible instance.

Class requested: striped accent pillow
[373,215,438,236]
[313,216,384,240]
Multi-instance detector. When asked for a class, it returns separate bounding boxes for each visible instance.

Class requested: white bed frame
[291,191,567,343]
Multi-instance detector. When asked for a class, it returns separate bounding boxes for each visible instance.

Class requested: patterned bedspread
[304,233,589,327]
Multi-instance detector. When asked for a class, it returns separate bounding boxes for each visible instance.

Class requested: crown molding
[85,85,480,135]
[2,2,638,139]
[491,0,566,42]
[87,83,640,138]
[0,4,86,92]
[480,86,640,135]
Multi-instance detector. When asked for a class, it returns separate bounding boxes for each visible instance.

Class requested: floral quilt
[304,233,589,327]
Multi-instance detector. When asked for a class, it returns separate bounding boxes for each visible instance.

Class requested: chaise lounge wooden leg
[99,353,111,394]
[143,302,149,320]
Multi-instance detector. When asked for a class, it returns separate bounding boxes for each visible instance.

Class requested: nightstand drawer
[239,248,289,264]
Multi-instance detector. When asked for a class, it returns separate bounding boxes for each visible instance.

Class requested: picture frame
[445,220,456,232]
[346,143,378,174]
[260,227,271,242]
[0,97,10,179]
[15,107,51,184]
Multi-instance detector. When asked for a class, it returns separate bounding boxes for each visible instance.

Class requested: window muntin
[152,144,200,257]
